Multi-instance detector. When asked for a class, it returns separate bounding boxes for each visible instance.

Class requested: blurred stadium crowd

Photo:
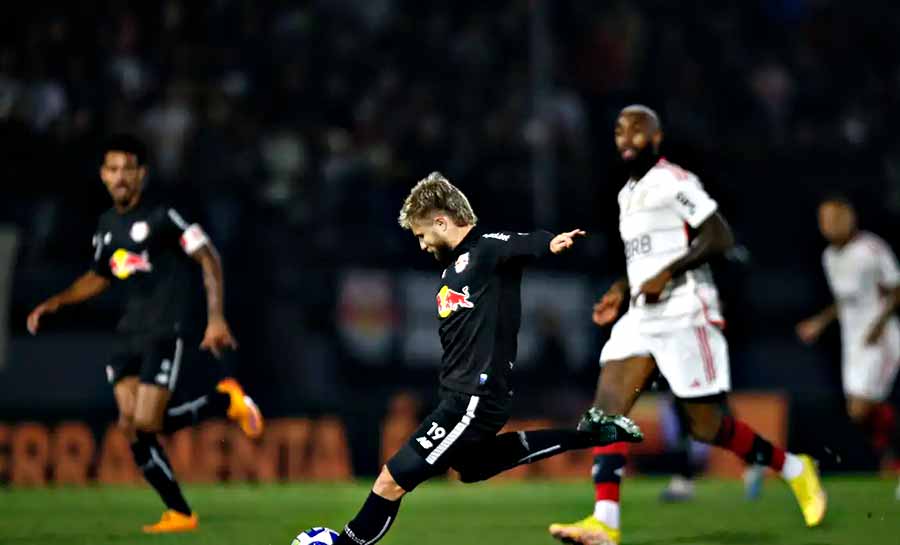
[2,1,900,468]
[4,1,900,258]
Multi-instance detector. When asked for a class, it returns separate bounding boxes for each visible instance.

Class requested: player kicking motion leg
[27,135,263,533]
[548,106,826,545]
[797,196,900,499]
[648,391,763,501]
[325,173,643,545]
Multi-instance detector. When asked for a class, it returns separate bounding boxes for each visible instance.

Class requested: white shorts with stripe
[600,310,731,398]
[842,319,900,401]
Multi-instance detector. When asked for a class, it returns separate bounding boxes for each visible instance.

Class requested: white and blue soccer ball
[291,527,340,545]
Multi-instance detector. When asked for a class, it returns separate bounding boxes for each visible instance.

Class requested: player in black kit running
[328,172,643,545]
[27,135,263,533]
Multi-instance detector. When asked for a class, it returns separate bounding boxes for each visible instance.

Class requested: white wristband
[180,224,209,254]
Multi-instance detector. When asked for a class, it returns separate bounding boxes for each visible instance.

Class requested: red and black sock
[714,416,785,471]
[864,403,896,456]
[593,442,629,502]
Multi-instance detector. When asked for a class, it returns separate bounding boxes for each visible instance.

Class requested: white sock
[593,500,620,529]
[781,453,803,480]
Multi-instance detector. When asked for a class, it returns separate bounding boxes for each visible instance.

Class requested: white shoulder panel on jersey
[826,232,900,343]
[180,225,208,255]
[642,163,717,228]
[859,232,900,287]
[168,208,209,254]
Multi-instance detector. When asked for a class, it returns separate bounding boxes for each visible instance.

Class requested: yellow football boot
[787,454,827,527]
[549,515,620,545]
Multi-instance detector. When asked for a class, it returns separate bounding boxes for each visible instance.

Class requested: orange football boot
[142,510,198,533]
[216,377,264,438]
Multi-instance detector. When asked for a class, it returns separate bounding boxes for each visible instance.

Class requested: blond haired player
[548,106,826,545]
[323,172,643,545]
[797,196,900,498]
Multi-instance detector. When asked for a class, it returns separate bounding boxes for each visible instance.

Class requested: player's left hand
[638,269,672,303]
[201,318,239,359]
[864,318,887,346]
[550,229,586,254]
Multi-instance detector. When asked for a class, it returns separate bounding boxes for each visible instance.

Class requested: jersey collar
[449,224,483,261]
[627,156,669,188]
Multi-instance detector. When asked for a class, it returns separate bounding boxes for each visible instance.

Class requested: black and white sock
[162,390,230,434]
[335,491,401,545]
[131,432,192,515]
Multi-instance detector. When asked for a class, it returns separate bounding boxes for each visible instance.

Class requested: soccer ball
[291,527,340,545]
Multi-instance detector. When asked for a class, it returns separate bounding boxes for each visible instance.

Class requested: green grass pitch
[2,477,898,544]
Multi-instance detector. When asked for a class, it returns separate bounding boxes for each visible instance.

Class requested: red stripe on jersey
[695,288,726,330]
[685,219,727,329]
[657,157,689,180]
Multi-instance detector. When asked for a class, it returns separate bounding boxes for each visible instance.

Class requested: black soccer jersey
[435,224,554,398]
[90,198,207,336]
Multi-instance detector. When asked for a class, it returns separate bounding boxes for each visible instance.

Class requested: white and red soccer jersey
[823,232,900,399]
[824,232,900,338]
[617,158,723,333]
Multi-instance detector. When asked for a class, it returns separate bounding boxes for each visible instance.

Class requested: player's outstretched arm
[27,271,110,335]
[638,212,734,298]
[490,229,574,263]
[550,229,587,254]
[191,243,238,358]
[796,304,837,345]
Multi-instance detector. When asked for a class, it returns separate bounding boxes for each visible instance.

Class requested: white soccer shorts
[599,311,731,398]
[842,321,900,401]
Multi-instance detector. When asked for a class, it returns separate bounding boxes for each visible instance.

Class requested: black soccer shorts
[105,333,185,390]
[386,388,512,492]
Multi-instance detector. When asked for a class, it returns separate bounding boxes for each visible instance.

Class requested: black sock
[671,438,694,480]
[335,491,401,545]
[594,449,626,489]
[456,428,606,483]
[131,432,192,515]
[672,403,695,479]
[162,390,231,434]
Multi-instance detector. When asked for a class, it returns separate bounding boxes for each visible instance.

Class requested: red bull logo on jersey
[436,285,474,318]
[109,248,153,280]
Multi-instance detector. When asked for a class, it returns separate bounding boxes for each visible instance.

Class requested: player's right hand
[550,229,587,254]
[795,317,825,345]
[27,299,60,336]
[592,289,624,326]
[200,318,239,359]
